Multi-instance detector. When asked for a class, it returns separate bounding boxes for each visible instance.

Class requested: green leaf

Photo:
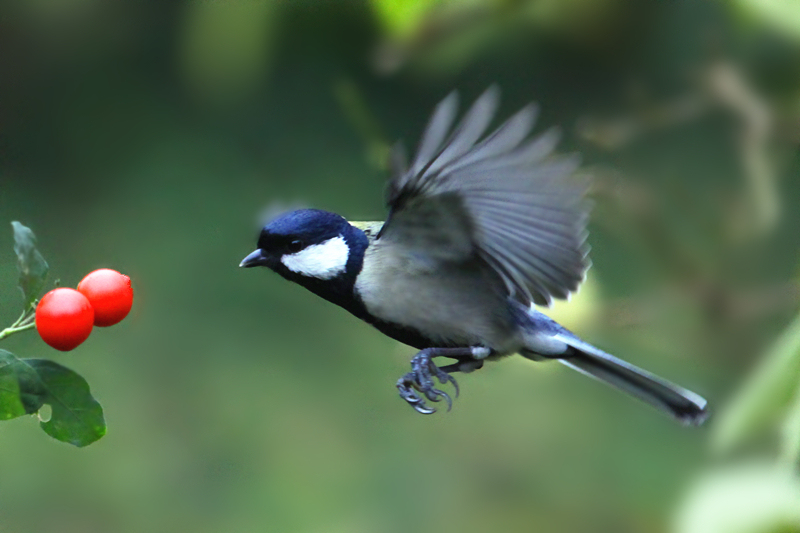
[0,350,46,419]
[713,311,800,454]
[26,360,106,447]
[0,350,105,447]
[0,368,25,420]
[11,221,49,308]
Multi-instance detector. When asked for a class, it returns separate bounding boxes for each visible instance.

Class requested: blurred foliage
[733,0,800,43]
[684,307,800,533]
[178,0,276,105]
[371,0,442,38]
[674,463,800,533]
[713,310,800,457]
[1,0,800,532]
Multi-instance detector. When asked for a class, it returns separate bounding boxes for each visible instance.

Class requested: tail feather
[552,337,708,426]
[516,306,709,425]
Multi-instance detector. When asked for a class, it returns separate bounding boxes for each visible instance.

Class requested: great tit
[240,87,709,425]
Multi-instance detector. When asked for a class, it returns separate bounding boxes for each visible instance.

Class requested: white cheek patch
[281,235,349,279]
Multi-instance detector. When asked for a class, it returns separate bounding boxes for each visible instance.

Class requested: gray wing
[379,86,590,306]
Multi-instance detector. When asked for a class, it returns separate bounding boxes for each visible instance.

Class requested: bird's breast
[354,242,520,352]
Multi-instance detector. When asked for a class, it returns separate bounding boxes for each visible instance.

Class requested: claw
[396,349,462,414]
[428,359,459,400]
[424,387,452,410]
[413,402,436,415]
[440,389,453,411]
[397,376,437,414]
[436,369,459,398]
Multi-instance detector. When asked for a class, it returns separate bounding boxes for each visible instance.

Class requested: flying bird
[240,87,708,425]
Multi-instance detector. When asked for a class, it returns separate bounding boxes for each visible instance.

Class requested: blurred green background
[2,0,800,532]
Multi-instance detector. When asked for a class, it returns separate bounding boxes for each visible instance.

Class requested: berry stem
[0,308,37,341]
[0,322,36,341]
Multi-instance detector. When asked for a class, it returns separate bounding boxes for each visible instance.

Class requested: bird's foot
[396,347,481,414]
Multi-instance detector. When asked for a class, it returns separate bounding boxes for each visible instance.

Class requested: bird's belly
[355,253,520,351]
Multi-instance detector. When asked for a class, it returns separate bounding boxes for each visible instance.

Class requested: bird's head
[240,209,369,310]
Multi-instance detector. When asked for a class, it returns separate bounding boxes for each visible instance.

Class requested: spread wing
[378,86,590,307]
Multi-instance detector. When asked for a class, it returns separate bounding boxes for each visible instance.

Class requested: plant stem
[0,321,36,341]
[10,310,28,328]
[0,308,36,341]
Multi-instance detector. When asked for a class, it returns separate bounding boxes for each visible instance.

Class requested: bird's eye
[287,239,304,253]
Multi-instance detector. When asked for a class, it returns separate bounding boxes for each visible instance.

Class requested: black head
[241,209,351,270]
[240,209,369,313]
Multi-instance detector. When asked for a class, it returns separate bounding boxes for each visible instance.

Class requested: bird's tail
[518,312,709,425]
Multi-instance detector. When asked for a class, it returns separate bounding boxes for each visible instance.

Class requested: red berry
[77,269,134,327]
[35,288,95,351]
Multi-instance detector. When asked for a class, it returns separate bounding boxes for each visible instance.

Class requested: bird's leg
[396,347,491,414]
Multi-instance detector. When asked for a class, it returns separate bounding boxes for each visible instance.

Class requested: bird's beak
[239,249,269,268]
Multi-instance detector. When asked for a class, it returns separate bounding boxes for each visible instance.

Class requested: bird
[240,86,709,425]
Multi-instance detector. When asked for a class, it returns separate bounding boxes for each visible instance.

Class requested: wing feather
[442,104,538,174]
[408,93,458,181]
[426,86,499,175]
[379,88,591,306]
